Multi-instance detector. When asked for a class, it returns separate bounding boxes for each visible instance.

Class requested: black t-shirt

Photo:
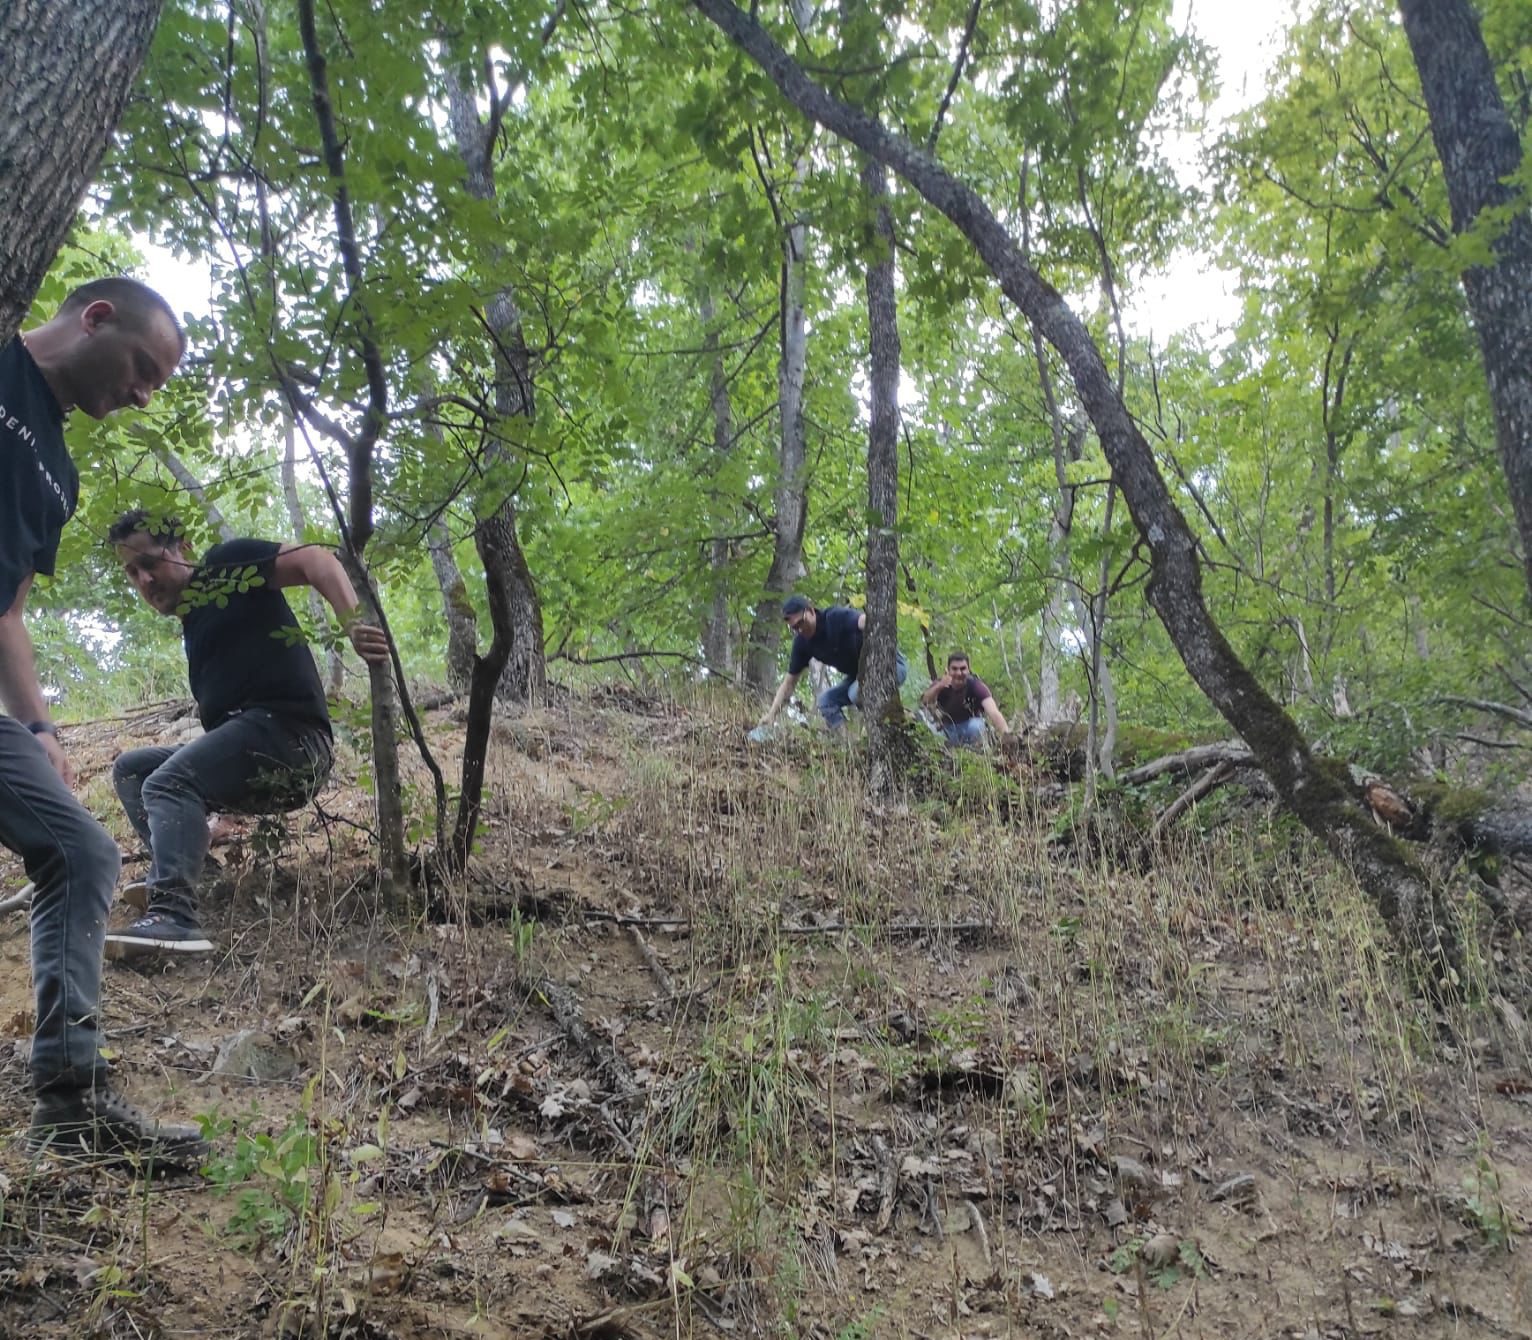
[788,605,864,678]
[0,336,77,611]
[181,539,330,734]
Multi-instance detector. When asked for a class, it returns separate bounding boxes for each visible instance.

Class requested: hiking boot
[105,910,213,957]
[26,1085,208,1161]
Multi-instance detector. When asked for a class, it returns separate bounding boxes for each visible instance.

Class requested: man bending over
[105,511,388,957]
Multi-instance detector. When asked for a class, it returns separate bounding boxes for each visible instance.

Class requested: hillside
[1,690,1529,1339]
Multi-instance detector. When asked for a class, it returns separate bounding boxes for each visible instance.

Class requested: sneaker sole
[25,1128,209,1164]
[119,883,151,913]
[105,934,215,957]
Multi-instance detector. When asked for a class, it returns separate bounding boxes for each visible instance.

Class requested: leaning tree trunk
[861,154,903,797]
[1398,0,1532,601]
[0,0,163,344]
[744,161,812,689]
[693,0,1462,986]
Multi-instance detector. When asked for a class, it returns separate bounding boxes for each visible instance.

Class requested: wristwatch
[26,721,58,737]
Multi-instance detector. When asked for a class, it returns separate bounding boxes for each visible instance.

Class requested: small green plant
[202,1104,323,1252]
[506,907,537,962]
[1463,1152,1514,1249]
[1108,1235,1207,1289]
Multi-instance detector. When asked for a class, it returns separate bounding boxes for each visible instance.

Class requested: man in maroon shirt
[920,651,1010,746]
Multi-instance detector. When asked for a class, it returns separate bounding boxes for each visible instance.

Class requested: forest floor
[1,686,1531,1339]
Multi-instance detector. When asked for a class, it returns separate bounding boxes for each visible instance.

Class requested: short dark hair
[60,277,186,356]
[782,594,813,618]
[947,650,970,666]
[108,508,187,547]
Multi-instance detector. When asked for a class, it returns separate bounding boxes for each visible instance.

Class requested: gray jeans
[0,716,121,1091]
[112,709,332,919]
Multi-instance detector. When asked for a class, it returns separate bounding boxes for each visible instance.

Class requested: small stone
[1139,1232,1180,1270]
[1209,1173,1257,1206]
[1113,1155,1154,1188]
[212,1029,300,1082]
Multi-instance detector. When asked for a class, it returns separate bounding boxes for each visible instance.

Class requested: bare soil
[1,689,1529,1338]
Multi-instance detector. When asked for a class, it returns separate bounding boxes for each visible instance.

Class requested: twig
[0,883,34,916]
[627,925,675,998]
[964,1199,992,1268]
[871,1134,897,1233]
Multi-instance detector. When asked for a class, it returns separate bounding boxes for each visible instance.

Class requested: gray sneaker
[27,1085,208,1162]
[105,910,214,957]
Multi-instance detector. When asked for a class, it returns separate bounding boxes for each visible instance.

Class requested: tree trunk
[861,154,903,797]
[1398,0,1532,600]
[280,416,344,692]
[744,161,811,689]
[442,61,547,708]
[428,521,478,695]
[700,287,737,678]
[0,0,163,345]
[694,0,1462,985]
[155,445,234,542]
[298,0,410,898]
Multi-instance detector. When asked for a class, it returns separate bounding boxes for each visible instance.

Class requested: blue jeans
[818,651,908,728]
[943,717,986,747]
[113,709,332,920]
[0,716,122,1091]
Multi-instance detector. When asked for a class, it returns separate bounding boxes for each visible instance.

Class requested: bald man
[0,278,206,1159]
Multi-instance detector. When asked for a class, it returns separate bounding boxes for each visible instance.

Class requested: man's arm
[0,574,73,783]
[981,694,1010,735]
[758,671,801,727]
[270,543,390,664]
[920,673,951,708]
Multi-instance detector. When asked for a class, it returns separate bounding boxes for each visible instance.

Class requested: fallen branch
[550,648,709,669]
[576,907,999,940]
[1439,695,1532,731]
[1150,760,1235,841]
[627,924,675,998]
[528,974,637,1099]
[1120,743,1254,786]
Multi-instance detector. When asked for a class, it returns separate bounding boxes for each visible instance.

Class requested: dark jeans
[0,716,121,1091]
[112,709,332,919]
[817,651,908,728]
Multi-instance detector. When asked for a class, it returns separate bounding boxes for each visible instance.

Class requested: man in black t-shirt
[754,594,907,732]
[104,510,388,958]
[0,278,207,1158]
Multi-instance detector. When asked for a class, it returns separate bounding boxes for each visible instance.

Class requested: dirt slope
[0,689,1529,1338]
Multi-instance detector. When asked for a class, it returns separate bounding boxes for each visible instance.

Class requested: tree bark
[700,287,737,678]
[298,0,410,896]
[693,0,1462,985]
[442,59,547,710]
[428,520,479,695]
[441,54,547,868]
[1398,0,1532,600]
[745,159,811,689]
[280,416,343,692]
[153,444,233,543]
[0,0,163,346]
[861,154,903,797]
